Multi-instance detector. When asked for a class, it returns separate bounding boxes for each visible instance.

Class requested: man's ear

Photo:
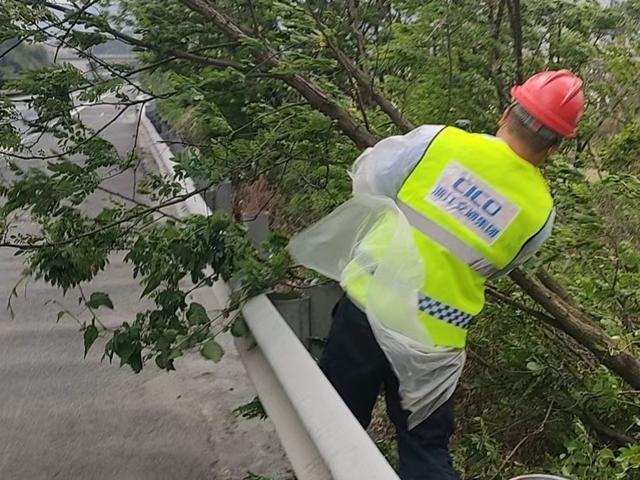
[498,108,511,129]
[498,110,508,127]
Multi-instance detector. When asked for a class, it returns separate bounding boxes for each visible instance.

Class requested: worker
[290,70,585,479]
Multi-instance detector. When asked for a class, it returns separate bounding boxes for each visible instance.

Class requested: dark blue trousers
[319,296,458,480]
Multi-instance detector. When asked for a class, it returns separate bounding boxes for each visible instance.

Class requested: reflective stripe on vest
[342,259,472,349]
[418,294,473,329]
[346,256,475,331]
[396,200,498,278]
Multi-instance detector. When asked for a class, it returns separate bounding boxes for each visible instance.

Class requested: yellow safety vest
[343,127,553,348]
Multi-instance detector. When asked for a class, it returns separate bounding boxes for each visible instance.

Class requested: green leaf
[230,316,249,337]
[526,361,544,372]
[187,302,209,325]
[69,31,107,50]
[141,277,162,297]
[128,348,143,373]
[233,397,267,420]
[83,324,99,358]
[113,332,135,363]
[87,292,113,310]
[56,311,66,323]
[597,448,615,462]
[200,339,224,363]
[155,353,175,371]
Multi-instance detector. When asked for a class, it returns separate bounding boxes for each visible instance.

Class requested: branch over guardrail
[140,103,400,480]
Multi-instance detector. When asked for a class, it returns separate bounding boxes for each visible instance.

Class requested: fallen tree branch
[535,268,581,309]
[510,268,640,390]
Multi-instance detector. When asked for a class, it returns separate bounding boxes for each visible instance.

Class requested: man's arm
[489,209,556,279]
[350,125,445,198]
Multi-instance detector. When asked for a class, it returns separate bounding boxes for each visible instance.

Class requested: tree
[1,0,639,477]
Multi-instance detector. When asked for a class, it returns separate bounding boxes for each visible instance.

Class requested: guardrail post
[308,282,343,356]
[269,293,311,349]
[215,180,234,216]
[242,210,271,248]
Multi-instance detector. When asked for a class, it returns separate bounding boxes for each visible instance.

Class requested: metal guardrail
[140,104,401,480]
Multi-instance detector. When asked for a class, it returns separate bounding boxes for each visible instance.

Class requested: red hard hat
[510,70,585,137]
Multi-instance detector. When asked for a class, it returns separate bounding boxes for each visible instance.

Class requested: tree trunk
[506,0,524,84]
[489,0,509,107]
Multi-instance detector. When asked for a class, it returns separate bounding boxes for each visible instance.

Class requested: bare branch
[0,38,28,63]
[95,186,182,222]
[53,0,101,63]
[489,0,508,107]
[580,408,636,447]
[506,0,523,84]
[346,0,369,63]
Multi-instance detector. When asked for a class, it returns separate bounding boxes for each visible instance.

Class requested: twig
[0,181,216,250]
[0,38,28,62]
[78,285,107,329]
[246,0,263,39]
[3,97,151,161]
[6,272,30,319]
[51,299,83,326]
[95,185,182,222]
[229,102,307,140]
[53,0,101,63]
[130,103,145,199]
[486,286,556,323]
[39,1,246,72]
[444,0,454,123]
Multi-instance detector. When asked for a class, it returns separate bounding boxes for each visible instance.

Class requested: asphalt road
[0,99,288,479]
